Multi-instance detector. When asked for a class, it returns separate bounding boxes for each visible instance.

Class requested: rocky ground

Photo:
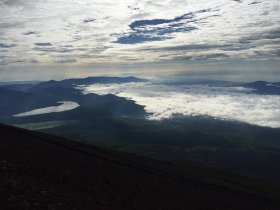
[0,123,279,210]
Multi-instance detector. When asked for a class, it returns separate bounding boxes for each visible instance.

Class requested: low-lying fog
[82,82,280,128]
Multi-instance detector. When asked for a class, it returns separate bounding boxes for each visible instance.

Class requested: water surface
[14,101,79,117]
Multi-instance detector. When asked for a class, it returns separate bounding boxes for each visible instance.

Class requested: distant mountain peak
[28,76,148,92]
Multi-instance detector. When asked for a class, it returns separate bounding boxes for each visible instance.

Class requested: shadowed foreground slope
[0,123,279,210]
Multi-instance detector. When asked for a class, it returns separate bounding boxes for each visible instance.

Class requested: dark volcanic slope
[0,124,279,210]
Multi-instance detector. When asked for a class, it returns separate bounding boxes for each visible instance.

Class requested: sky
[0,0,280,81]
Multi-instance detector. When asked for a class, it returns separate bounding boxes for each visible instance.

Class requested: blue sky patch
[0,43,16,48]
[116,13,196,44]
[34,43,52,46]
[129,13,194,29]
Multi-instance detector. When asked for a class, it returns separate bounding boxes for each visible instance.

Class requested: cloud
[83,18,96,23]
[54,58,77,64]
[140,44,231,52]
[82,82,280,128]
[23,31,39,35]
[3,0,26,6]
[0,0,279,69]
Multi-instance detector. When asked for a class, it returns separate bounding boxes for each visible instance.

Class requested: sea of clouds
[82,82,280,128]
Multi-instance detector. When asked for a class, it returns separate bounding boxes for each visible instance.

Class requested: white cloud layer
[82,82,280,128]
